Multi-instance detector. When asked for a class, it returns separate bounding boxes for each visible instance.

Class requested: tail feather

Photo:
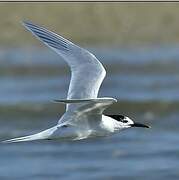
[2,126,58,143]
[2,134,42,143]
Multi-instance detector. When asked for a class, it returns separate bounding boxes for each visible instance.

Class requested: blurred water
[0,46,179,180]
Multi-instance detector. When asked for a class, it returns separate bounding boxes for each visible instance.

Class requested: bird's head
[106,115,150,129]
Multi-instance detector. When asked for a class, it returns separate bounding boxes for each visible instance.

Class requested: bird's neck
[102,115,122,132]
[101,115,117,133]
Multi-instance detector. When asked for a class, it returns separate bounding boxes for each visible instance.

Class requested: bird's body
[48,115,117,141]
[3,22,150,143]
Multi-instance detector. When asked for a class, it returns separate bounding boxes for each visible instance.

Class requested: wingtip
[21,20,34,29]
[52,99,64,103]
[21,21,32,32]
[21,20,29,27]
[22,20,33,26]
[22,21,42,31]
[102,97,118,103]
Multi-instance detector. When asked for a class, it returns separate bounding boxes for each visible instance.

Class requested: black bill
[131,122,151,128]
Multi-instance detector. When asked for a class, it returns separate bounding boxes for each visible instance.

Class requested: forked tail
[2,126,58,143]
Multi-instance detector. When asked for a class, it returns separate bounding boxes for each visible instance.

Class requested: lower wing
[53,97,117,104]
[58,97,117,125]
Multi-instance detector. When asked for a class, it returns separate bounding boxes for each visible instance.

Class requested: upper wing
[23,21,106,110]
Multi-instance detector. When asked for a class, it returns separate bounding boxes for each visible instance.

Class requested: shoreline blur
[0,4,179,46]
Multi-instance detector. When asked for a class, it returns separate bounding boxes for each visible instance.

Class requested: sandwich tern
[3,22,150,143]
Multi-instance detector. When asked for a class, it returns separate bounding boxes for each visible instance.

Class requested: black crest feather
[106,114,125,121]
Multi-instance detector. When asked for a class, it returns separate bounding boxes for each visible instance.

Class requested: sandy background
[0,3,179,46]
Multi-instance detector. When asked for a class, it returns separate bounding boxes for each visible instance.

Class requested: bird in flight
[3,22,150,143]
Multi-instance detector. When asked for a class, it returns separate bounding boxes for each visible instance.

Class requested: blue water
[0,46,179,180]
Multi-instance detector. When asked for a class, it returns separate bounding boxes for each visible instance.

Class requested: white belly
[50,126,80,140]
[49,115,116,141]
[50,124,112,141]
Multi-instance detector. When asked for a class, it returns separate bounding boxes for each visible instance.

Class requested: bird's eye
[121,120,128,123]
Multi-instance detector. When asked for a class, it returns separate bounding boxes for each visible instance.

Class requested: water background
[0,46,179,180]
